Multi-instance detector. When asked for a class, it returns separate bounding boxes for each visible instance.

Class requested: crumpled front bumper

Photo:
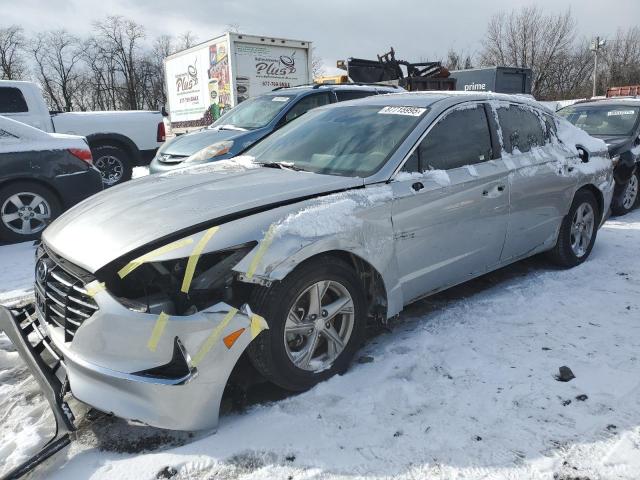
[0,305,75,480]
[1,291,267,434]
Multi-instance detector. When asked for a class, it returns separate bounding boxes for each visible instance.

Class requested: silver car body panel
[32,92,614,431]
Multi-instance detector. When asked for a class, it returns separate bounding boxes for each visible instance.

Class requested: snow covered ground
[1,211,639,479]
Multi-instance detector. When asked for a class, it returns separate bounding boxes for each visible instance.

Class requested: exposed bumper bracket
[0,304,76,480]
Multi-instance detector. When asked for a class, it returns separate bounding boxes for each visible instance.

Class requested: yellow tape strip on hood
[250,313,269,339]
[245,224,277,279]
[192,308,238,367]
[118,237,194,279]
[85,281,106,298]
[180,226,220,293]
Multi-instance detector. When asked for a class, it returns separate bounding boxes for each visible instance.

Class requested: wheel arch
[87,133,141,165]
[576,183,605,221]
[272,249,390,324]
[0,177,63,207]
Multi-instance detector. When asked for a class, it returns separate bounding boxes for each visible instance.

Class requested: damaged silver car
[1,93,614,457]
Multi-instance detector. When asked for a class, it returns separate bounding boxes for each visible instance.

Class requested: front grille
[34,249,99,342]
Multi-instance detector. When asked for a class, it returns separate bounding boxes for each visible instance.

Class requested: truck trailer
[450,67,532,94]
[164,32,313,134]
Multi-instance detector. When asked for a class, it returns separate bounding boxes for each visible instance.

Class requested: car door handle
[412,182,424,192]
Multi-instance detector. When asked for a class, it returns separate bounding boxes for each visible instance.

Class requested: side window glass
[0,87,28,114]
[417,105,492,171]
[285,93,331,123]
[497,105,545,153]
[401,150,419,173]
[335,90,375,102]
[544,114,557,143]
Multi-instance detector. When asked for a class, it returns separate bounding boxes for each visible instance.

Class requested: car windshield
[210,95,294,130]
[245,105,426,177]
[558,104,640,136]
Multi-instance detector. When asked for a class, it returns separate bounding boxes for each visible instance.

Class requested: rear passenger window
[0,87,28,113]
[411,105,492,171]
[335,90,376,102]
[497,105,545,153]
[284,93,331,123]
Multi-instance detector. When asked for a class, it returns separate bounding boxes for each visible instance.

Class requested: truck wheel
[0,182,61,243]
[247,256,366,392]
[611,169,639,216]
[547,190,599,268]
[92,144,132,187]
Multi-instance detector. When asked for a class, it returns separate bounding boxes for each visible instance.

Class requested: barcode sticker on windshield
[272,96,290,102]
[378,106,426,116]
[607,110,635,116]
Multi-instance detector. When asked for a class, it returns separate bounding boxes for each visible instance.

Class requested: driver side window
[284,93,331,124]
[402,104,493,173]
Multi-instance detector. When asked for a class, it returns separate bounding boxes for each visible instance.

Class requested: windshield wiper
[259,162,308,172]
[209,124,248,132]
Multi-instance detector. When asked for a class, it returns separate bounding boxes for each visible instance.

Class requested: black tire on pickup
[91,144,132,187]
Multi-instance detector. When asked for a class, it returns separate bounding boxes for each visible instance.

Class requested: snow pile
[273,185,393,239]
[163,156,259,177]
[0,241,36,304]
[0,116,87,154]
[395,169,451,186]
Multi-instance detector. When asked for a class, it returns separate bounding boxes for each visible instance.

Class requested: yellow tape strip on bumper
[245,224,277,279]
[180,226,220,293]
[118,237,194,279]
[250,313,268,339]
[192,308,238,367]
[85,281,106,297]
[147,312,170,352]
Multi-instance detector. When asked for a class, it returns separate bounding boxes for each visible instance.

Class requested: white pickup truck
[0,80,166,186]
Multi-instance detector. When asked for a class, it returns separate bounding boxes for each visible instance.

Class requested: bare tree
[310,46,325,79]
[92,16,146,110]
[600,27,640,89]
[444,49,473,71]
[31,30,85,110]
[479,6,576,98]
[177,31,198,50]
[0,25,27,79]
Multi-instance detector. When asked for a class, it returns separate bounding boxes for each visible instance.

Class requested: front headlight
[184,141,234,164]
[106,241,256,315]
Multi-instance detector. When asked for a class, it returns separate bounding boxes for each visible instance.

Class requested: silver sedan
[1,92,614,433]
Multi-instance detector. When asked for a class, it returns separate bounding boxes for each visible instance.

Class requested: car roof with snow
[323,90,547,109]
[566,97,640,108]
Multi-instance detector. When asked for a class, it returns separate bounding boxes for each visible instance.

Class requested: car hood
[161,127,254,157]
[590,135,632,156]
[43,164,363,273]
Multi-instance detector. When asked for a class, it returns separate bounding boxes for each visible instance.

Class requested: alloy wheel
[570,202,595,258]
[1,192,51,235]
[95,155,124,186]
[283,280,355,372]
[622,174,638,210]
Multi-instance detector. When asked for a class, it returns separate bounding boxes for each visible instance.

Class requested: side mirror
[576,146,589,163]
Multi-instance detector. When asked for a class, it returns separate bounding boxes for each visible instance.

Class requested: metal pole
[592,36,599,98]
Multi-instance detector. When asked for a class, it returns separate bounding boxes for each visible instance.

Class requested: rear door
[493,102,578,260]
[391,102,510,304]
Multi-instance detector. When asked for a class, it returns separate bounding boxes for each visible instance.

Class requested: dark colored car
[149,83,400,173]
[558,99,640,215]
[0,115,103,243]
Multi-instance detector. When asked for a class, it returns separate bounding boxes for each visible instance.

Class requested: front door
[391,102,510,305]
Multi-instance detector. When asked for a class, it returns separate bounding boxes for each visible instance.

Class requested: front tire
[611,168,639,216]
[91,144,132,187]
[548,190,599,268]
[247,256,366,391]
[0,182,61,243]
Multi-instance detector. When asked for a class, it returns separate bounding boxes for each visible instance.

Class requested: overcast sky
[5,0,640,71]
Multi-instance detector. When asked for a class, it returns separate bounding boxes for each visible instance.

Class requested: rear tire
[611,168,639,216]
[0,182,61,243]
[247,256,367,391]
[91,144,132,187]
[548,190,599,268]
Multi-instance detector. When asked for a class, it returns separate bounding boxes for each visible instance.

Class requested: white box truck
[164,32,312,134]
